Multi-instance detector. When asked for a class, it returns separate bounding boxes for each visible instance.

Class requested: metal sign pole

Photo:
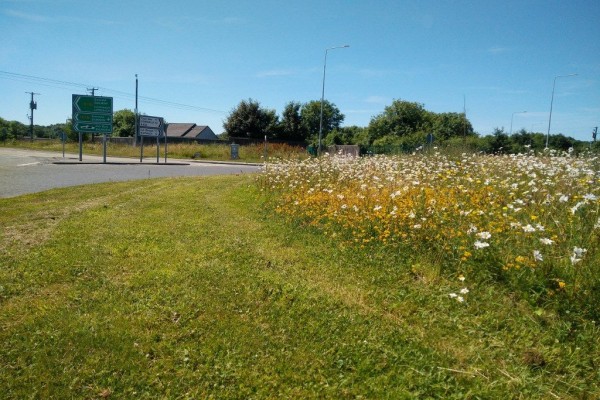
[72,94,113,161]
[103,134,107,163]
[164,132,168,163]
[137,116,164,162]
[264,135,267,161]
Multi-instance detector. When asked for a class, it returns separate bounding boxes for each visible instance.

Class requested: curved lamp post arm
[510,111,527,135]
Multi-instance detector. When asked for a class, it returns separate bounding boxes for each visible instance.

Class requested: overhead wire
[0,70,226,114]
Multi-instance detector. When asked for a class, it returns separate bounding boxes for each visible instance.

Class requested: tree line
[221,98,474,146]
[0,109,137,142]
[1,98,595,153]
[220,98,594,153]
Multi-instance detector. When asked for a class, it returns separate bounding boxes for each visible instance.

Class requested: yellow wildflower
[515,255,527,264]
[558,281,566,289]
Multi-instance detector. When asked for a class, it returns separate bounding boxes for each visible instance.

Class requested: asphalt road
[0,147,262,198]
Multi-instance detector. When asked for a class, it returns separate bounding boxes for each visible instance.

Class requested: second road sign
[138,115,164,136]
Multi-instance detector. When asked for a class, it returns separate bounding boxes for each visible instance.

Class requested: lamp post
[318,44,349,155]
[135,74,139,148]
[546,73,577,148]
[510,111,527,135]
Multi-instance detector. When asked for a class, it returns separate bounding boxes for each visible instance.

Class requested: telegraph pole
[26,92,40,141]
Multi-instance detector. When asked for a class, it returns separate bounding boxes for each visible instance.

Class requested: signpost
[58,131,67,158]
[74,113,112,124]
[138,115,165,163]
[72,95,113,162]
[74,122,112,133]
[139,116,162,129]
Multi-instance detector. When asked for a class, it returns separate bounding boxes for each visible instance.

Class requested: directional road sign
[73,96,112,113]
[138,115,164,137]
[74,113,112,123]
[72,95,113,134]
[74,123,113,133]
[139,116,162,128]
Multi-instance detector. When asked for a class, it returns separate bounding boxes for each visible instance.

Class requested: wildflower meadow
[259,150,600,319]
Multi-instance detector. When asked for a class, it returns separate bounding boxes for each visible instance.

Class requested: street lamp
[510,111,527,135]
[546,73,577,148]
[318,44,349,155]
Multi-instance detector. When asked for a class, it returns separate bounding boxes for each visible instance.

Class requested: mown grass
[2,139,308,163]
[1,175,599,399]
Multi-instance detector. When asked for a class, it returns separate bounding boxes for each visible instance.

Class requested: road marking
[17,162,41,167]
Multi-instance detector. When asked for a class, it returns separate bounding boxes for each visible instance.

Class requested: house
[166,123,219,141]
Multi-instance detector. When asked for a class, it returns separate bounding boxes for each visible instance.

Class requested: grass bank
[0,175,598,398]
[2,139,308,163]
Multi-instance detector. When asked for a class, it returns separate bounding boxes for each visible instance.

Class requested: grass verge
[2,140,308,163]
[0,175,598,398]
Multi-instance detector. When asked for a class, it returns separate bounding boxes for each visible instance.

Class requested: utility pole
[593,127,598,143]
[26,92,40,141]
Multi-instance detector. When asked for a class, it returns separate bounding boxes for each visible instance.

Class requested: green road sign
[74,122,112,133]
[72,95,113,113]
[74,113,112,123]
[72,94,113,134]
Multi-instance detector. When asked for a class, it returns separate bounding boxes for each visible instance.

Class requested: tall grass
[3,139,308,162]
[258,150,600,320]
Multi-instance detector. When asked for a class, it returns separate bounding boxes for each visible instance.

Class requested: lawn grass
[0,175,598,398]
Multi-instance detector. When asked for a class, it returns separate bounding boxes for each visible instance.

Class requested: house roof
[165,123,218,140]
[165,123,195,137]
[185,125,210,137]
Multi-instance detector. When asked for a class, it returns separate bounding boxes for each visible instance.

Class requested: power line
[0,70,226,114]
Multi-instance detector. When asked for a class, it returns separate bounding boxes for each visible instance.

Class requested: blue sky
[1,0,599,140]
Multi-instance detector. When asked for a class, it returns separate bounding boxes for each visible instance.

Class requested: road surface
[0,148,262,198]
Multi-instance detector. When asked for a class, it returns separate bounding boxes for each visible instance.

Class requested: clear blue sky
[1,0,599,140]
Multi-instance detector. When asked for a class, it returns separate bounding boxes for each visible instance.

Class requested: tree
[300,100,344,141]
[278,101,307,142]
[223,99,279,139]
[324,125,366,146]
[368,100,430,141]
[483,127,510,153]
[508,129,546,153]
[64,120,75,141]
[431,112,474,140]
[113,109,136,137]
[65,119,85,142]
[0,117,9,142]
[548,133,576,151]
[8,120,28,138]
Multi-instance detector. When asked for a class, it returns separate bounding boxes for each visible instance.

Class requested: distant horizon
[1,1,598,141]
